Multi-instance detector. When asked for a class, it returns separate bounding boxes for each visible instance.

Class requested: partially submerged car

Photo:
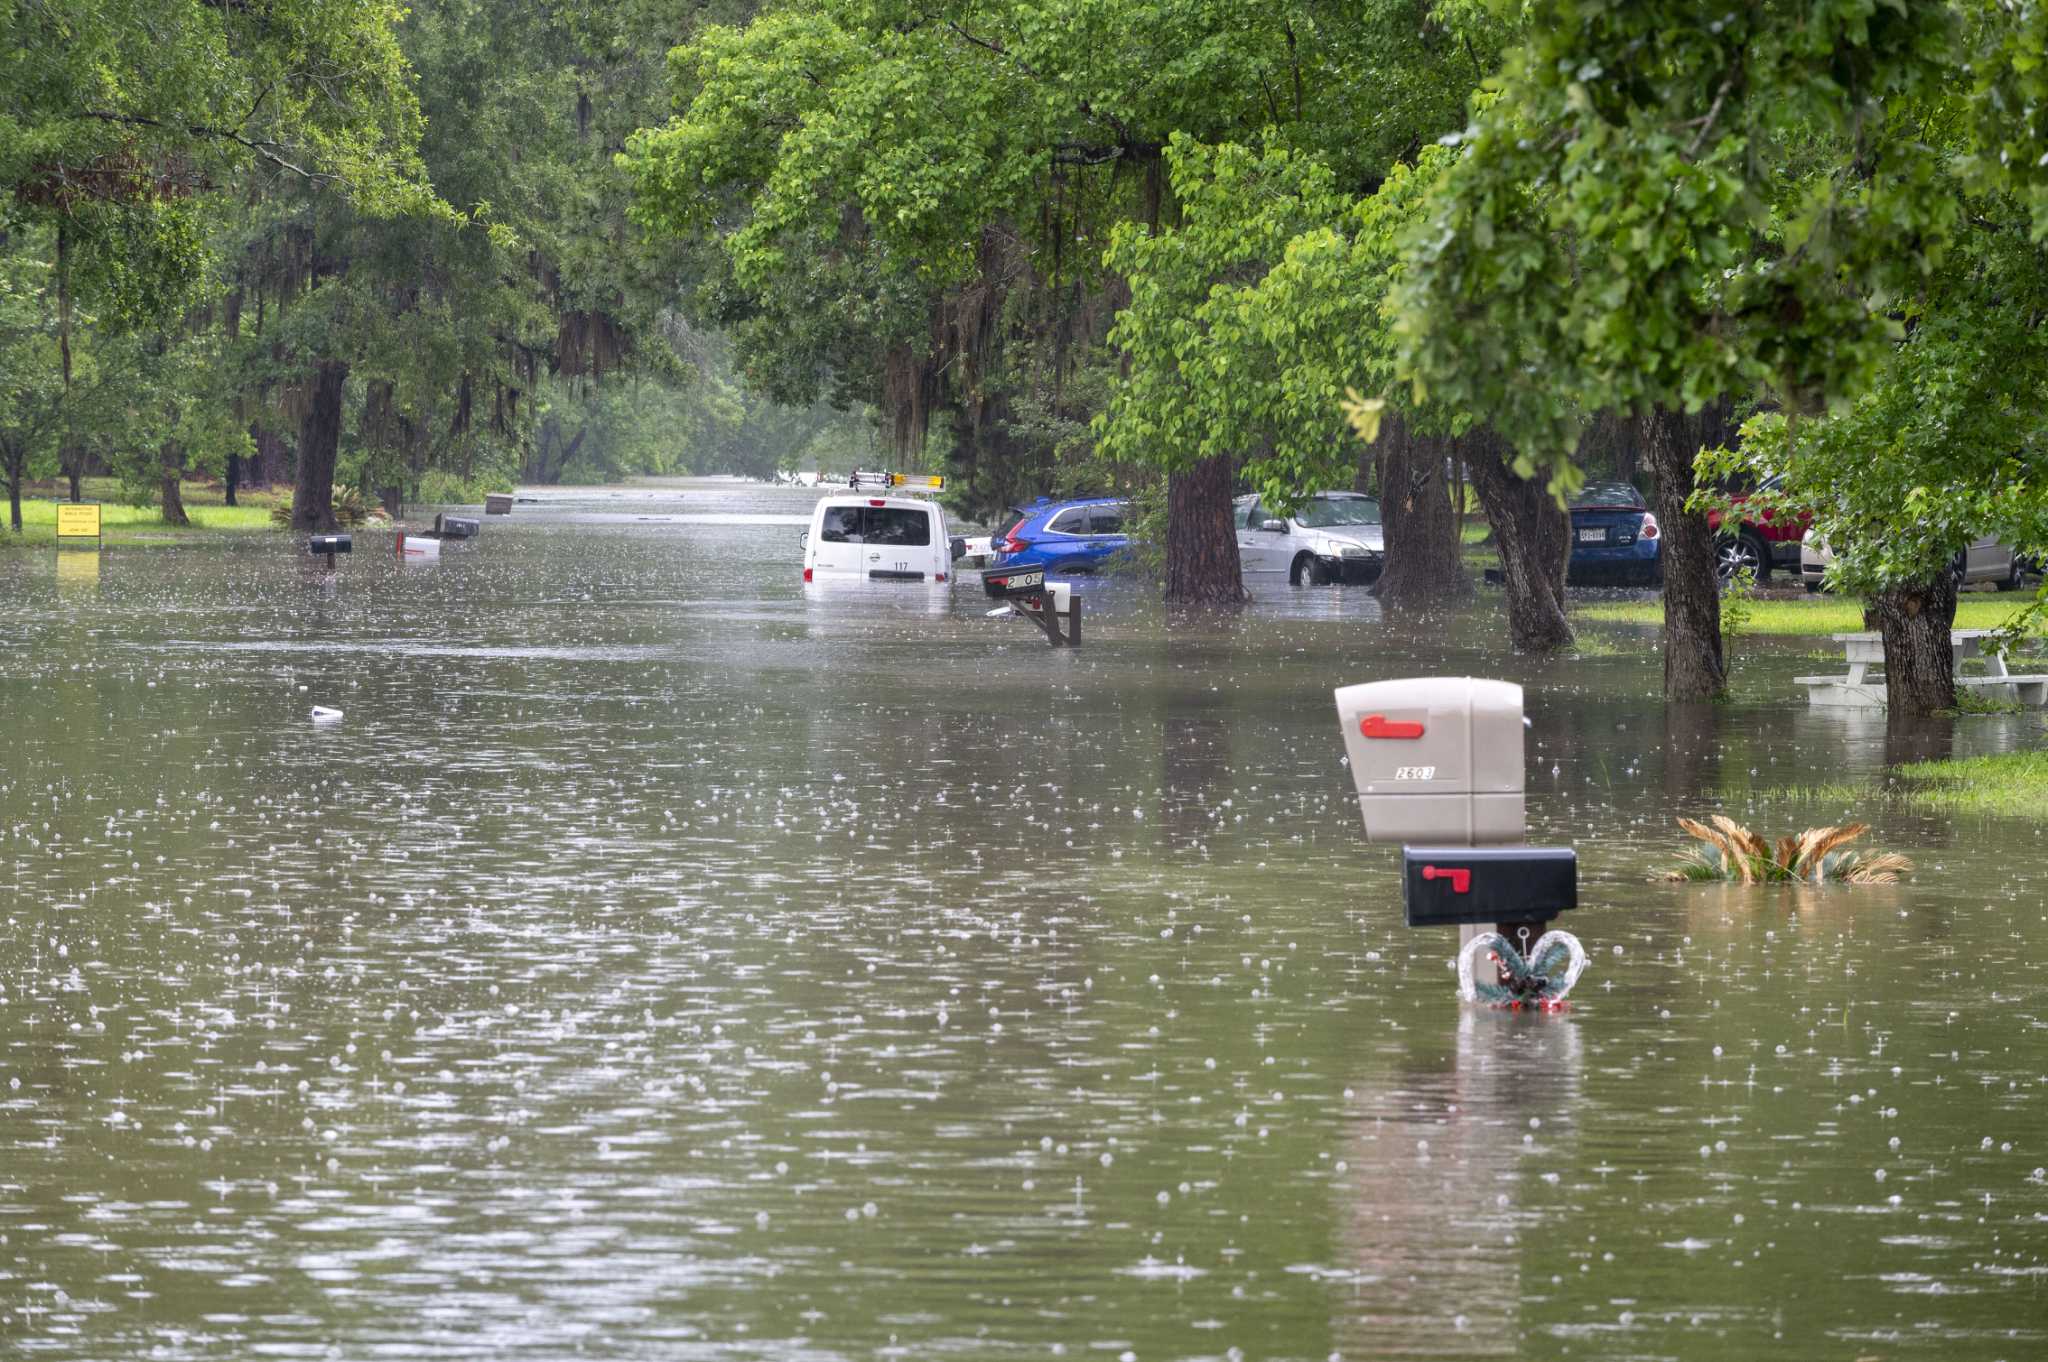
[986,497,1131,577]
[803,494,960,584]
[1234,491,1384,585]
[1566,481,1661,587]
[1800,528,2033,593]
[1706,472,1810,581]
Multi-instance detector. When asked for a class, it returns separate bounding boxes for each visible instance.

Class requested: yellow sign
[55,503,102,539]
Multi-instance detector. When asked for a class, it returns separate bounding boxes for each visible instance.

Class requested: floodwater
[2,479,2045,1361]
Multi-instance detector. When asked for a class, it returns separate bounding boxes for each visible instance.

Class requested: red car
[1704,473,1810,582]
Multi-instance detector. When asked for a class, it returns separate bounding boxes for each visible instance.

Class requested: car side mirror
[1261,519,1288,533]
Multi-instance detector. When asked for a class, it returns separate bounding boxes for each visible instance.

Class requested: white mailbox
[1333,676,1525,845]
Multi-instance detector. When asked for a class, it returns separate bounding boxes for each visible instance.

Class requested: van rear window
[818,505,931,545]
[820,506,862,542]
[866,508,931,545]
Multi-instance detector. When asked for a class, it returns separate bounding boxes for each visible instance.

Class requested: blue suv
[985,497,1131,587]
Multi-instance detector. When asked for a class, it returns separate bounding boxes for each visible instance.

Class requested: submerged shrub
[1661,815,1913,885]
[270,487,375,528]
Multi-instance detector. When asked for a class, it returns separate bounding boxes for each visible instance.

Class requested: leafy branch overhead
[1390,0,2046,487]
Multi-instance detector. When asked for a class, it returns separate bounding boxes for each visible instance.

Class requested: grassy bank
[1801,749,2048,819]
[3,479,284,551]
[1577,594,2044,637]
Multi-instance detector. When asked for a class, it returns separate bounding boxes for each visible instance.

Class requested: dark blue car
[986,497,1132,585]
[1567,481,1661,587]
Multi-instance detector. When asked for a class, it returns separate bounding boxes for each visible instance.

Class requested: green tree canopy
[1390,0,2044,484]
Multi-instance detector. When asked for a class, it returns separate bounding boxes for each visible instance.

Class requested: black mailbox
[982,563,1047,599]
[1402,845,1576,928]
[309,535,352,555]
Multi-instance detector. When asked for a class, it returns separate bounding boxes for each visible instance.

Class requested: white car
[803,495,961,585]
[1234,491,1385,586]
[1800,527,2032,593]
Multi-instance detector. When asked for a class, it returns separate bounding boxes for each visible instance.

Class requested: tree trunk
[1869,573,1959,718]
[62,436,84,503]
[159,442,190,527]
[254,422,288,487]
[224,451,239,507]
[1164,452,1248,606]
[1462,430,1573,652]
[293,360,348,534]
[3,441,21,532]
[1575,408,1634,485]
[1371,413,1472,610]
[1640,404,1725,700]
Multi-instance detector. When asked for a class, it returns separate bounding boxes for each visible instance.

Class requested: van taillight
[803,567,813,582]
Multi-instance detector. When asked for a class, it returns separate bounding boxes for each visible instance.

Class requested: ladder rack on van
[843,470,944,494]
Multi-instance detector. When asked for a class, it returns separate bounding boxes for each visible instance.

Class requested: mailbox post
[982,564,1081,647]
[1335,676,1580,991]
[308,534,352,570]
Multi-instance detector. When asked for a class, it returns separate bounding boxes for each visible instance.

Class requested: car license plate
[1577,528,1607,543]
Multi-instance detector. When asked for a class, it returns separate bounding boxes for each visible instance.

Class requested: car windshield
[1295,496,1380,528]
[1572,483,1644,509]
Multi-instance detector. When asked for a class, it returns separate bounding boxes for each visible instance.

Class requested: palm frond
[1843,851,1914,884]
[1660,813,1910,885]
[1677,816,1734,863]
[1801,823,1869,872]
[1773,835,1800,871]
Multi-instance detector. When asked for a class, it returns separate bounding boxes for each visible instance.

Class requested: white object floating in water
[310,706,344,725]
[396,532,441,560]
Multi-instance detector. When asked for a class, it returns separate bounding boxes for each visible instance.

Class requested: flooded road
[3,480,2045,1359]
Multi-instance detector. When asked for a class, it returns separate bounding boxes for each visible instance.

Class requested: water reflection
[54,548,99,592]
[1333,1012,1584,1357]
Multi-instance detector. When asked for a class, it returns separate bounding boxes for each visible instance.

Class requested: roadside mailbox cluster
[1334,676,1580,954]
[306,513,482,570]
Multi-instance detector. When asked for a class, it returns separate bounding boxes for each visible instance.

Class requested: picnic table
[1797,630,2048,708]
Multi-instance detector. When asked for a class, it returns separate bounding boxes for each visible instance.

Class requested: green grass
[1799,749,2048,820]
[1459,518,1498,571]
[1575,594,2044,637]
[2,479,283,551]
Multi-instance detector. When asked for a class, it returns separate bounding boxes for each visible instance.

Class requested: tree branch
[1683,75,1734,160]
[75,109,330,182]
[944,21,1045,80]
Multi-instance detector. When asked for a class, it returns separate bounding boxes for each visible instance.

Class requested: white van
[803,495,960,585]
